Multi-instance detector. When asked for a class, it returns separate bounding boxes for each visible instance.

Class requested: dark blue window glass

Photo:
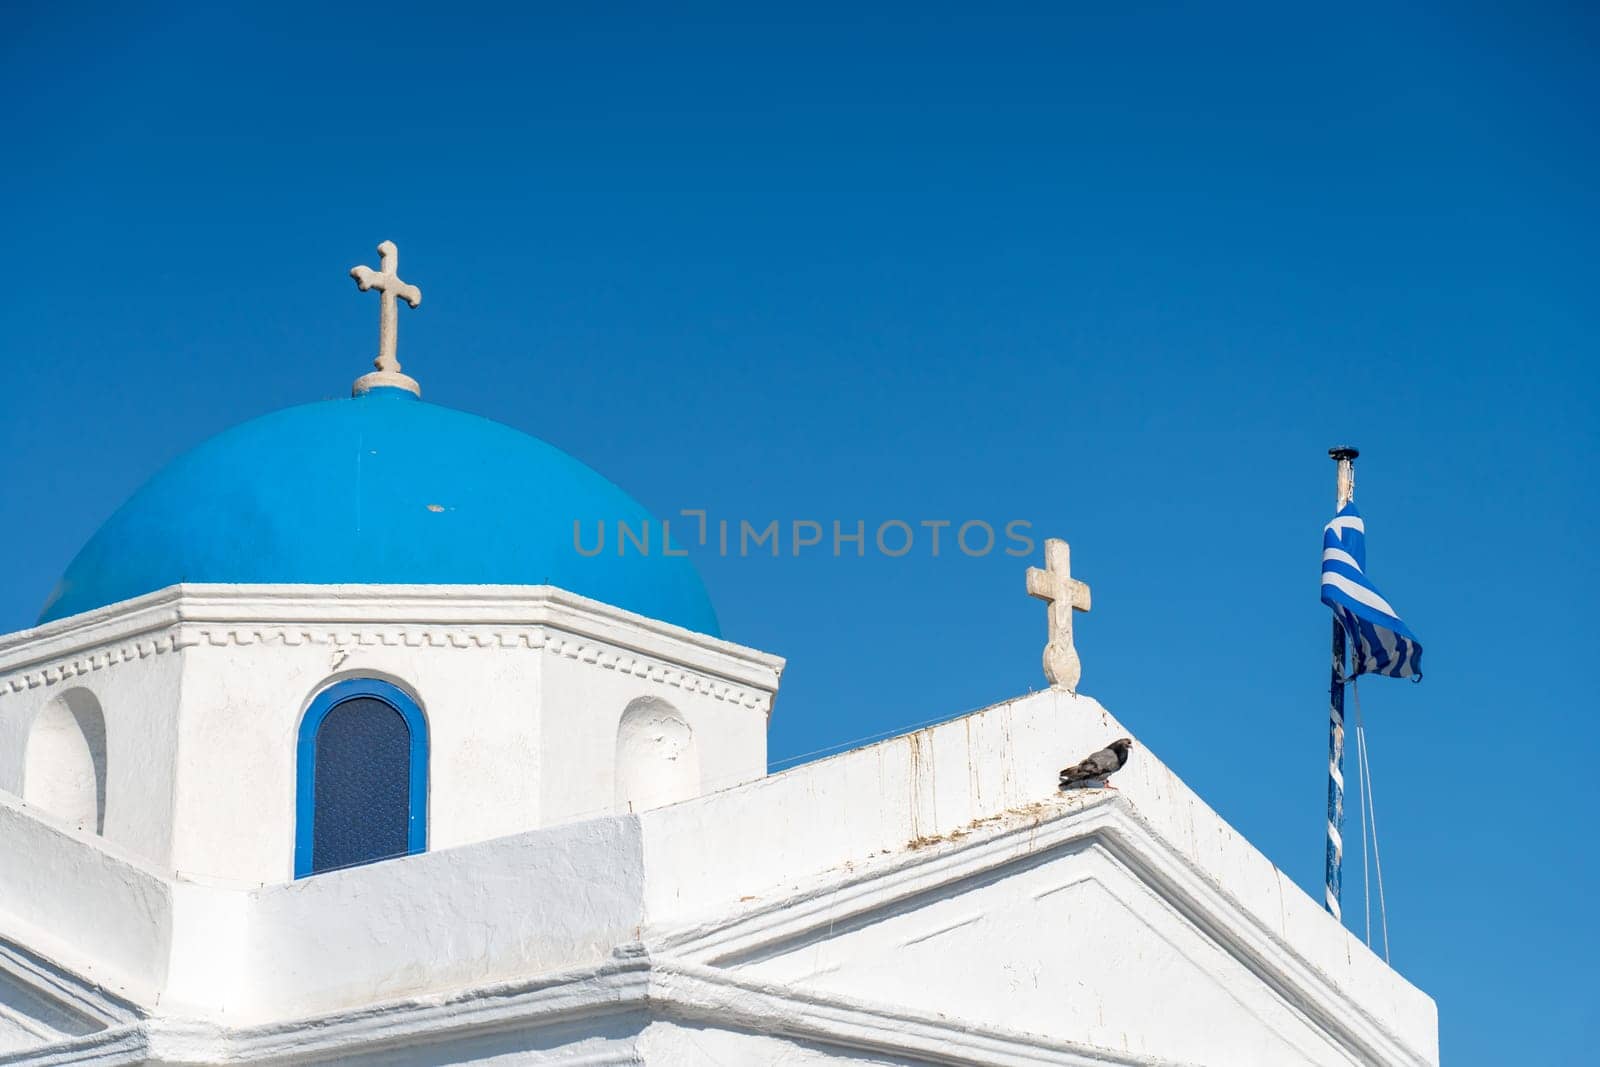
[311,697,412,874]
[295,679,427,878]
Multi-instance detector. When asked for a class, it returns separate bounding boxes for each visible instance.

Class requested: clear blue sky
[2,4,1595,1061]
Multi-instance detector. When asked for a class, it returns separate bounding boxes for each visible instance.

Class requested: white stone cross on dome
[350,240,424,397]
[1026,537,1092,692]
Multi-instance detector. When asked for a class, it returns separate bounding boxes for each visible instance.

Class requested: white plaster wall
[537,652,766,827]
[169,638,545,884]
[0,585,781,887]
[615,697,700,812]
[0,793,172,1006]
[231,817,646,1022]
[20,688,107,834]
[172,617,771,885]
[0,653,183,868]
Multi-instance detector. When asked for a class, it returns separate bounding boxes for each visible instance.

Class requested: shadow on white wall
[614,696,700,814]
[23,687,107,834]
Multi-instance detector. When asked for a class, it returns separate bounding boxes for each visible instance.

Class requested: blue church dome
[40,388,720,635]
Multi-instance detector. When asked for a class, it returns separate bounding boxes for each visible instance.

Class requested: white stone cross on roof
[350,240,424,397]
[1026,537,1092,691]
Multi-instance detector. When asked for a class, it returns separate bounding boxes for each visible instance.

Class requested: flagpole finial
[1329,445,1358,508]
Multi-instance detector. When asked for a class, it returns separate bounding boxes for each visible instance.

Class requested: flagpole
[1325,445,1358,920]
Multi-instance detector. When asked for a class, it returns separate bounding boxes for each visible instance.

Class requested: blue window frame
[294,678,428,878]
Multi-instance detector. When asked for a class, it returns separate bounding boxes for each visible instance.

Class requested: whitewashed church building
[0,246,1437,1065]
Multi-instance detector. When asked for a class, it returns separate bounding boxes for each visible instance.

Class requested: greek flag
[1321,503,1423,680]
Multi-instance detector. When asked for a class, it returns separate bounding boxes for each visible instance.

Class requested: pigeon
[1058,738,1133,790]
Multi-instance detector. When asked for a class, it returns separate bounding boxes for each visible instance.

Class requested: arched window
[615,696,700,813]
[295,679,427,878]
[23,688,107,834]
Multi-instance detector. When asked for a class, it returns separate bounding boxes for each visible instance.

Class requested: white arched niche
[23,688,108,834]
[614,696,700,813]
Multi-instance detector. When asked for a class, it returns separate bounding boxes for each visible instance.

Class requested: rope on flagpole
[1352,678,1391,961]
[1357,694,1372,947]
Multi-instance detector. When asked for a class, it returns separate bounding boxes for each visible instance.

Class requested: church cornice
[0,584,783,709]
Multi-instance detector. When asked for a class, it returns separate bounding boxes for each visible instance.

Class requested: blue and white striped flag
[1321,503,1423,680]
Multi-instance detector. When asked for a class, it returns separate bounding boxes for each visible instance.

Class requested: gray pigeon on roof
[1059,738,1133,790]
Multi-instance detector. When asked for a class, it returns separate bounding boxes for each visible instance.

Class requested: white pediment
[691,806,1404,1067]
